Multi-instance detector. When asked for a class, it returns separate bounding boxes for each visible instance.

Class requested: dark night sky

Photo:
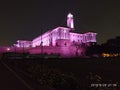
[0,0,120,46]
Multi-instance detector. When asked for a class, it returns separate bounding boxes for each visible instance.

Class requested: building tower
[67,13,74,29]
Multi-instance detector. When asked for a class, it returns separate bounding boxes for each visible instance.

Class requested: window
[64,42,67,46]
[73,40,75,43]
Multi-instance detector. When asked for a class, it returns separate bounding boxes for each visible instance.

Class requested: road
[0,61,30,90]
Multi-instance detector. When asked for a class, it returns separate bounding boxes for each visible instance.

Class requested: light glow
[102,53,120,57]
[7,48,10,51]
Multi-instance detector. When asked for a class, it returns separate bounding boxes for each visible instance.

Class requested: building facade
[13,13,97,57]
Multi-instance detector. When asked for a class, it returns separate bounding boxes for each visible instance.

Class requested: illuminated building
[14,40,32,48]
[9,13,97,57]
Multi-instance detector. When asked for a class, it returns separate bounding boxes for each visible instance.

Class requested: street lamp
[13,44,16,53]
[40,26,43,58]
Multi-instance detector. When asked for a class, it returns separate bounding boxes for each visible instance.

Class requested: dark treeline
[86,36,120,57]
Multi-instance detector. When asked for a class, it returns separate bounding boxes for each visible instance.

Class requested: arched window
[56,43,58,46]
[64,42,67,46]
[73,40,75,43]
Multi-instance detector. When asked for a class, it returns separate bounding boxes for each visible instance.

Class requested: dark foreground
[1,57,120,90]
[0,61,30,90]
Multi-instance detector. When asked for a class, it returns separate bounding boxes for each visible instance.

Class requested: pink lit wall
[70,32,97,44]
[14,40,32,48]
[56,39,71,47]
[0,46,30,54]
[29,46,85,58]
[0,46,11,53]
[83,32,97,43]
[70,33,83,44]
[32,27,70,47]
